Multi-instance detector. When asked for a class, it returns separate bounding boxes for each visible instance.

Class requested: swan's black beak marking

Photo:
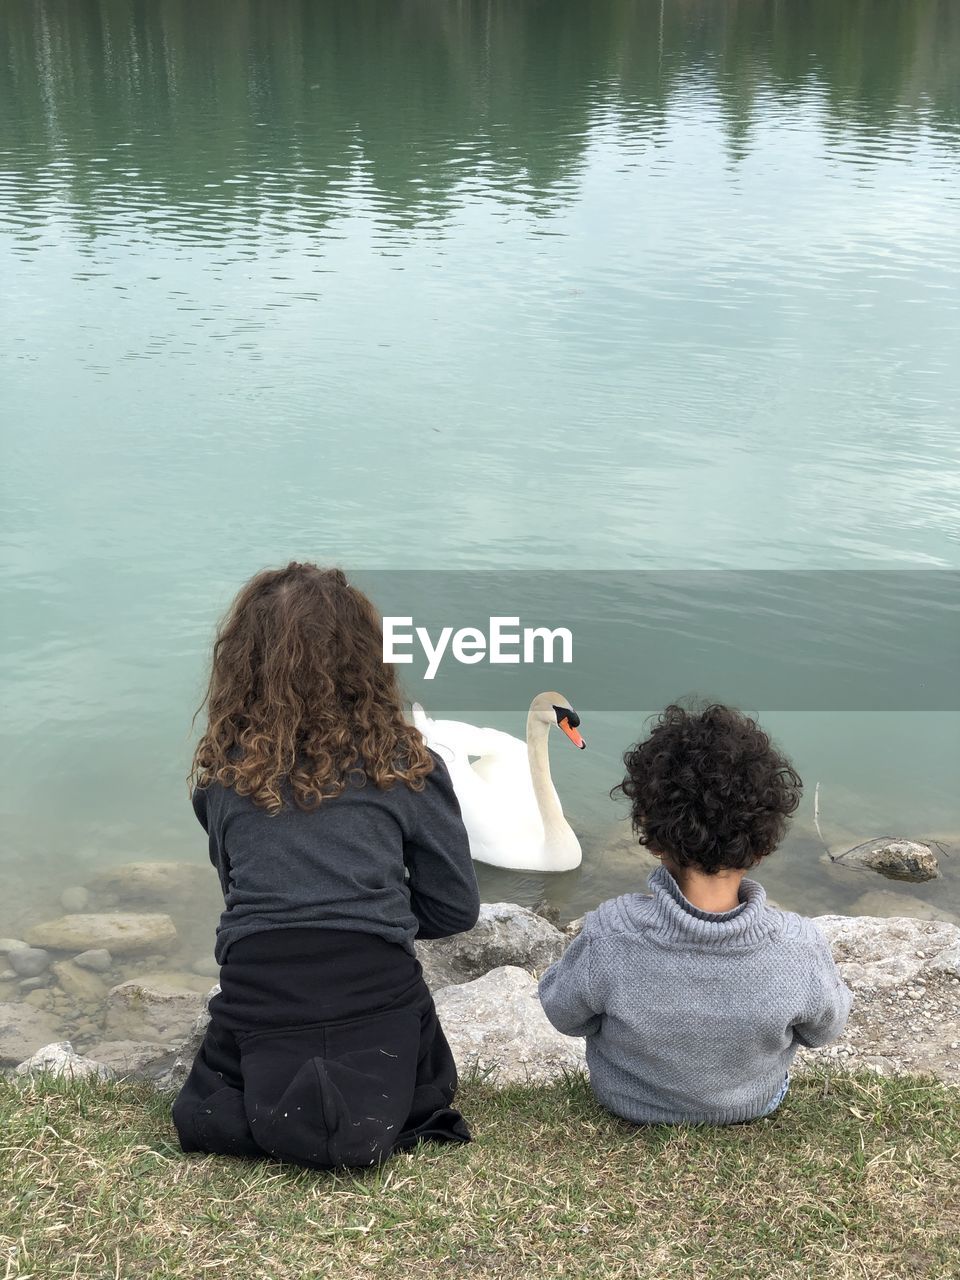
[553,704,586,750]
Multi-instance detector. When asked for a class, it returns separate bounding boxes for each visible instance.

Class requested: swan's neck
[526,709,574,848]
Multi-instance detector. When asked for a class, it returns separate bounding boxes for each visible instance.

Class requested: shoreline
[5,898,959,1089]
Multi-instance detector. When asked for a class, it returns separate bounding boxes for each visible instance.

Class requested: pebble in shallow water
[60,886,91,913]
[9,948,51,979]
[73,949,112,973]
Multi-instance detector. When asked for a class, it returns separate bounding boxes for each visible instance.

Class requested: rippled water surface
[1,0,959,987]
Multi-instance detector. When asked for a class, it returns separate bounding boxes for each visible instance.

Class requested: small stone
[17,976,49,993]
[60,886,90,913]
[1,970,16,982]
[23,989,53,1009]
[15,1041,113,1081]
[52,960,108,1006]
[9,948,51,979]
[190,955,220,978]
[73,949,113,973]
[0,938,29,955]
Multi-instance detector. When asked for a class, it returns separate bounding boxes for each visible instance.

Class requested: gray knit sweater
[539,866,853,1125]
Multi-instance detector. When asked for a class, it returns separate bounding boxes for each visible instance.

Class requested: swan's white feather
[411,701,581,872]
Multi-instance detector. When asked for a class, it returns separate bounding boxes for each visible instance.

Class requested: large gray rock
[104,980,212,1044]
[85,1039,177,1080]
[433,966,586,1085]
[814,914,960,989]
[25,913,177,956]
[417,903,567,990]
[0,1002,59,1067]
[15,1041,113,1081]
[87,861,208,905]
[799,915,960,1084]
[833,839,939,883]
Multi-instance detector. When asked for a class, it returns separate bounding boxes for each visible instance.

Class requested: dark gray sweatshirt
[193,753,480,963]
[539,865,853,1125]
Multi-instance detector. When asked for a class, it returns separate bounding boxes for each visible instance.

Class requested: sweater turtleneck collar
[628,864,772,948]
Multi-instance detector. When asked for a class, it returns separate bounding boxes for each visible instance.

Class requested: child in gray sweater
[539,703,852,1125]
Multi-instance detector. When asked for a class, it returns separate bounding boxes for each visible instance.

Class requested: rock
[814,915,960,989]
[87,861,208,905]
[565,916,586,939]
[0,938,29,955]
[0,1002,59,1067]
[162,991,218,1091]
[190,955,221,978]
[433,966,586,1085]
[60,886,90,913]
[104,980,214,1044]
[15,1041,113,1081]
[52,960,108,1006]
[416,903,567,990]
[23,989,55,1010]
[18,976,49,993]
[834,839,939,883]
[849,890,957,924]
[73,949,113,973]
[8,948,51,979]
[84,1039,176,1080]
[25,913,177,956]
[132,970,217,995]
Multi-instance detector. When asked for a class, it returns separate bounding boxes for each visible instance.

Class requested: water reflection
[2,0,959,248]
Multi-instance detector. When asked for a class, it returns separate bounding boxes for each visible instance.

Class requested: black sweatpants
[172,928,469,1170]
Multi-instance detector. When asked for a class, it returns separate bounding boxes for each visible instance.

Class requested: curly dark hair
[190,563,433,813]
[612,703,802,873]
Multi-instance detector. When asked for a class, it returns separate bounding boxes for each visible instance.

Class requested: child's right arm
[538,931,602,1038]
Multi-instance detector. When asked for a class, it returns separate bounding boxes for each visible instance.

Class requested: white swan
[412,692,585,872]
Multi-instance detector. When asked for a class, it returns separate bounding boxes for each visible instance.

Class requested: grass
[1,1071,958,1280]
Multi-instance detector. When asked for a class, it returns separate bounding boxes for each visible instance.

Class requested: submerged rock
[85,1039,176,1080]
[0,938,29,956]
[104,980,212,1045]
[15,1041,113,1081]
[25,913,177,956]
[848,890,957,925]
[433,965,586,1085]
[833,839,940,883]
[0,1002,59,1067]
[73,949,113,973]
[87,861,208,905]
[52,960,108,1006]
[60,886,90,913]
[8,948,51,979]
[417,902,567,990]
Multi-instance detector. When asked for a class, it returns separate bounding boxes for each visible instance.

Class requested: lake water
[1,0,959,995]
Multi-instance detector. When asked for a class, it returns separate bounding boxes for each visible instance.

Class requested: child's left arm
[793,929,854,1048]
[539,931,602,1038]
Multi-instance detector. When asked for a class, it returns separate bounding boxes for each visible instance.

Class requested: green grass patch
[1,1070,958,1279]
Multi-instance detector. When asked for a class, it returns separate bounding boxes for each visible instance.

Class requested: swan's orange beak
[559,716,586,750]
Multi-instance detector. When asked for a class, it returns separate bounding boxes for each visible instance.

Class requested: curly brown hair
[613,703,802,873]
[190,563,433,812]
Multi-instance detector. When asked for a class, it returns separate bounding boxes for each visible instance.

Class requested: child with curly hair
[172,564,480,1169]
[539,703,852,1125]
